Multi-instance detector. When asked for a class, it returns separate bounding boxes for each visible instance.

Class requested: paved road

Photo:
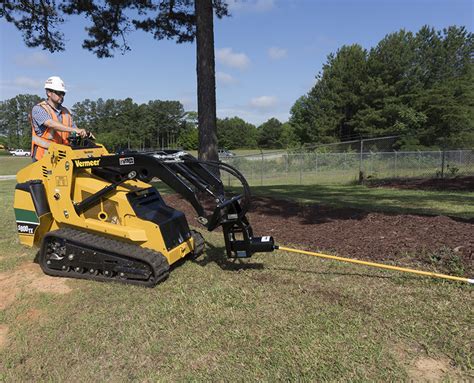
[0,175,15,181]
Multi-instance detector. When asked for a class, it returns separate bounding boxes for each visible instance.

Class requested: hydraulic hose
[276,245,474,284]
[190,159,252,215]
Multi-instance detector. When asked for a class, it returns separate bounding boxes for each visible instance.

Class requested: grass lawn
[0,157,30,176]
[0,179,472,381]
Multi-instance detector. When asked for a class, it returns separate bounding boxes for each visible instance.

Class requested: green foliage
[217,117,258,149]
[414,71,473,148]
[0,136,9,148]
[177,127,199,150]
[423,247,465,275]
[72,98,188,151]
[0,94,41,149]
[290,25,474,149]
[279,122,299,148]
[257,118,284,148]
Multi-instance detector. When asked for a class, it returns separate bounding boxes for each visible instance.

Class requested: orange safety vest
[31,101,72,160]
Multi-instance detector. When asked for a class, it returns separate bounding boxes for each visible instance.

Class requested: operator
[30,76,87,161]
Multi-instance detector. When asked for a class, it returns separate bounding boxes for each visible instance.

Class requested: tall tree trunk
[195,0,218,162]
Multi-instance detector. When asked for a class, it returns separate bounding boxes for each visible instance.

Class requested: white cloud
[15,77,44,88]
[0,76,43,91]
[250,95,278,109]
[227,0,275,13]
[14,52,55,68]
[0,77,44,99]
[216,71,236,85]
[216,48,250,70]
[268,47,287,60]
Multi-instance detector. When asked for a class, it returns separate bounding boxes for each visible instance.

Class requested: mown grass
[0,179,472,381]
[0,157,30,176]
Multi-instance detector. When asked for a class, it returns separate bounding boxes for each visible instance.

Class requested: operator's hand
[75,128,87,138]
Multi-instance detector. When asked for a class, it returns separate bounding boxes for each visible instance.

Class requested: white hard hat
[44,76,67,92]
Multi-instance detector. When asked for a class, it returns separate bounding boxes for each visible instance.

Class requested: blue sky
[0,0,472,125]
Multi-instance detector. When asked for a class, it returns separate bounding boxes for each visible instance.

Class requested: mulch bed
[163,194,474,274]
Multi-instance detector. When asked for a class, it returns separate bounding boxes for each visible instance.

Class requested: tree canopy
[217,117,258,149]
[0,94,41,149]
[289,25,474,149]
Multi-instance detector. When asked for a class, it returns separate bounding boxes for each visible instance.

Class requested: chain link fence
[223,149,474,186]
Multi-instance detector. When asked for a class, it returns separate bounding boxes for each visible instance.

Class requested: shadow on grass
[266,265,392,280]
[191,241,264,271]
[191,240,397,282]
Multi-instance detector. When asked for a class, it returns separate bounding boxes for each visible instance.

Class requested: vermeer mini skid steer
[14,135,275,287]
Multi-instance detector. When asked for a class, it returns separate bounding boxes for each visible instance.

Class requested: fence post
[440,149,446,178]
[299,153,303,185]
[394,151,398,178]
[359,139,364,182]
[260,149,264,186]
[418,150,421,178]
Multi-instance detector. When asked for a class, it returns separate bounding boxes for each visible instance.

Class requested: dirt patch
[0,325,8,350]
[407,357,451,381]
[28,273,73,294]
[392,342,455,380]
[0,262,72,311]
[367,176,474,192]
[392,343,456,382]
[164,194,473,274]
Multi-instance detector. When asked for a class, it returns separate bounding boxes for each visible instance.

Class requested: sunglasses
[48,89,65,97]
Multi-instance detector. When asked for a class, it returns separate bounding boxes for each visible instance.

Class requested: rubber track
[39,227,169,287]
[190,230,205,259]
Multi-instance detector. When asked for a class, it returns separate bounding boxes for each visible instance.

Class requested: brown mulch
[163,194,474,274]
[366,176,474,191]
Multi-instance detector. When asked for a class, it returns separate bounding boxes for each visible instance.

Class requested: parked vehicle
[10,149,31,157]
[218,149,235,158]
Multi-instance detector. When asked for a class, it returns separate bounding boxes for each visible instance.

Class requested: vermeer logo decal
[119,157,135,166]
[74,159,101,167]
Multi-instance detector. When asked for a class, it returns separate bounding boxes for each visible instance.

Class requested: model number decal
[17,223,37,234]
[119,157,135,166]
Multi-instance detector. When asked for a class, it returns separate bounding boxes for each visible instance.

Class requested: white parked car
[218,149,235,158]
[10,149,31,157]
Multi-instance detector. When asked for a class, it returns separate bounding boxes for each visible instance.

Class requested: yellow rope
[276,246,473,284]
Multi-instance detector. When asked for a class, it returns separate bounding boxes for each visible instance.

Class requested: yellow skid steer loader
[14,135,274,287]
